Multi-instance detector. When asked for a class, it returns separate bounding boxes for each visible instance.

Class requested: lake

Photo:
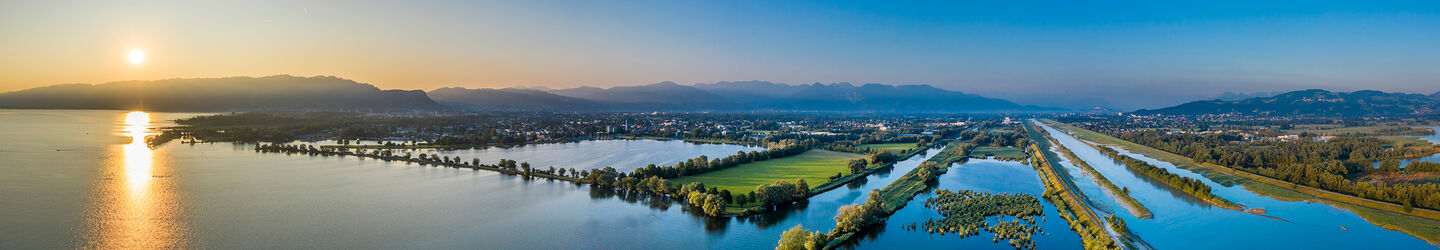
[0,109,950,249]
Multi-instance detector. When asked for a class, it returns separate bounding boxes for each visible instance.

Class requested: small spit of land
[1022,121,1128,249]
[797,139,972,249]
[1040,128,1154,219]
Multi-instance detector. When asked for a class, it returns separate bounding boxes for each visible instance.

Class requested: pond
[845,158,1084,249]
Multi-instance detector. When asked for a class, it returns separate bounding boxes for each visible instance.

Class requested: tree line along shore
[252,137,942,217]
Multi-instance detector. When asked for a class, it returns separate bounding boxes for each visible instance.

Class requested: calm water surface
[422,140,762,172]
[0,109,949,249]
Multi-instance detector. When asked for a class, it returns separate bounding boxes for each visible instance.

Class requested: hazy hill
[0,75,442,112]
[691,81,807,105]
[548,81,739,111]
[425,80,1049,112]
[1131,89,1440,116]
[428,87,606,111]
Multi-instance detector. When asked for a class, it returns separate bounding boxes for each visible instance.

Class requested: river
[1035,122,1436,248]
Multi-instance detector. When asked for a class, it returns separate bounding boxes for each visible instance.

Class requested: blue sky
[2,0,1439,109]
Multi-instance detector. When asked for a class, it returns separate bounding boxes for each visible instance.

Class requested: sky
[2,0,1439,109]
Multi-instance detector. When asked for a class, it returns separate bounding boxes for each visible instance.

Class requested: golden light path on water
[80,111,190,248]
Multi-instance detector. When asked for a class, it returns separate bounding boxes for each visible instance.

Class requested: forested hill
[0,75,443,112]
[1131,89,1440,116]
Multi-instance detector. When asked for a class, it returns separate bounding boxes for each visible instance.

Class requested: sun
[127,49,146,65]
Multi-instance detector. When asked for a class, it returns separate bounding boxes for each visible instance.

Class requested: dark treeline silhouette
[251,143,579,181]
[1116,131,1440,211]
[629,139,817,179]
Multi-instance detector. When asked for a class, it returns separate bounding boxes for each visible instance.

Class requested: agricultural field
[969,146,1027,160]
[669,149,866,194]
[861,143,918,154]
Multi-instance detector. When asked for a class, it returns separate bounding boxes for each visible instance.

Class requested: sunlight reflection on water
[79,111,190,248]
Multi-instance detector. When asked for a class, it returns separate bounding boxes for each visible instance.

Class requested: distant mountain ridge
[0,75,442,112]
[546,81,739,111]
[427,87,606,112]
[1,75,1055,113]
[435,81,1054,112]
[1132,89,1440,116]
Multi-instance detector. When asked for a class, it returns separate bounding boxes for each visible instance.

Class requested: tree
[794,179,809,197]
[688,192,709,208]
[719,189,733,204]
[848,158,868,174]
[703,194,726,216]
[776,224,826,250]
[832,190,886,235]
[833,204,869,234]
[870,150,896,164]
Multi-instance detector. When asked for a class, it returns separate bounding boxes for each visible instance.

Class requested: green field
[860,143,917,154]
[970,146,1027,160]
[670,149,865,194]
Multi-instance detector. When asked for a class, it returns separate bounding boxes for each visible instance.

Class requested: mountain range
[436,81,1052,112]
[0,76,1048,113]
[7,75,1433,116]
[0,75,441,112]
[1131,89,1440,116]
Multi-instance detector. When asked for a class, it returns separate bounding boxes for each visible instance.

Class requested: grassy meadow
[670,149,865,194]
[860,143,918,154]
